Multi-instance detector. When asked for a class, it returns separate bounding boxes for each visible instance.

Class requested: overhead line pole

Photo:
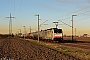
[75,28,76,40]
[72,15,77,41]
[35,14,40,42]
[58,15,77,41]
[18,29,21,37]
[30,26,31,33]
[23,26,26,39]
[18,29,21,33]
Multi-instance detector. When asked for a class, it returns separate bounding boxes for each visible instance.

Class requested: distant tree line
[0,34,14,38]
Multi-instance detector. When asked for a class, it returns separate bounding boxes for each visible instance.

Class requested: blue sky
[0,0,90,36]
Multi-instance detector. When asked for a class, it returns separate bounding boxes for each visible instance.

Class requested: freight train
[27,28,63,42]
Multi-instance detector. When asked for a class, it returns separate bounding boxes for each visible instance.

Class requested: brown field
[0,38,78,60]
[63,37,90,42]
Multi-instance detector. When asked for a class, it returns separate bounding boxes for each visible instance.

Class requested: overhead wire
[49,6,90,25]
[15,0,22,25]
[0,0,6,18]
[17,0,22,18]
[39,5,90,30]
[74,7,90,22]
[2,1,90,32]
[14,0,23,32]
[0,7,5,18]
[43,6,90,22]
[13,0,15,15]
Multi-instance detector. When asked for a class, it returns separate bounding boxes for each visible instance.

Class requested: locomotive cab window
[54,29,62,33]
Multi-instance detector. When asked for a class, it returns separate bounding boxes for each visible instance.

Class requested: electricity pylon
[6,13,15,36]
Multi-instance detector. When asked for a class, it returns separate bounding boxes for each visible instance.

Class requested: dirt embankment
[0,38,78,60]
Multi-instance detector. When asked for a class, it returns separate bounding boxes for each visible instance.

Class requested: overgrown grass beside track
[26,39,90,60]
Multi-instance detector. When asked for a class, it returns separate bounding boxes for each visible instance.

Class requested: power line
[13,0,16,15]
[58,20,72,27]
[40,20,48,26]
[41,6,90,23]
[0,6,5,18]
[74,10,90,22]
[17,0,22,18]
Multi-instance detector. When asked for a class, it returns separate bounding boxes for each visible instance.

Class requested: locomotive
[32,28,63,42]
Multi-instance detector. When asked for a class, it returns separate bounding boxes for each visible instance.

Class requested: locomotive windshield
[54,29,62,33]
